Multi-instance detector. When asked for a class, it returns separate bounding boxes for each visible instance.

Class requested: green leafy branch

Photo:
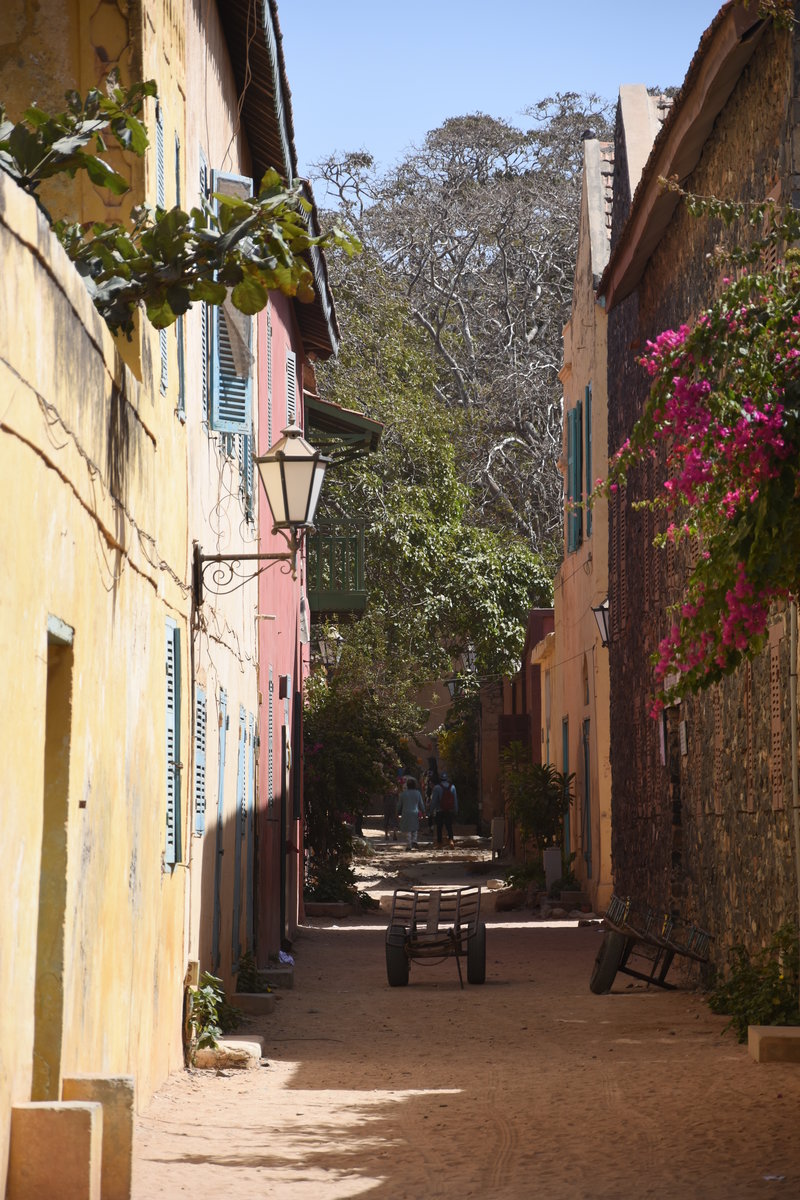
[708,922,799,1042]
[0,71,155,211]
[0,75,358,336]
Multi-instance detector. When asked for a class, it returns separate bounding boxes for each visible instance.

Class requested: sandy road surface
[133,829,800,1199]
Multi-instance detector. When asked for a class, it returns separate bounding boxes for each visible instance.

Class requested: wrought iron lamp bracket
[193,531,300,606]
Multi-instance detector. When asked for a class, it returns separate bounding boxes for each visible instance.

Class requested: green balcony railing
[306,520,367,615]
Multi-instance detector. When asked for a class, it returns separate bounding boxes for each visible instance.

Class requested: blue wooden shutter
[155,103,165,207]
[165,619,182,866]
[567,403,583,552]
[237,430,254,523]
[286,350,297,425]
[232,706,247,968]
[575,400,583,549]
[209,170,253,433]
[193,686,207,835]
[199,148,209,422]
[585,383,593,537]
[566,408,576,552]
[212,688,228,972]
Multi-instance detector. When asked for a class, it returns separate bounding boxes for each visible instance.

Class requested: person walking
[432,771,458,848]
[397,776,425,850]
[424,761,439,834]
[383,788,399,840]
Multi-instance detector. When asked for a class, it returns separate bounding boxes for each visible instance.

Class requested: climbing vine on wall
[601,183,800,712]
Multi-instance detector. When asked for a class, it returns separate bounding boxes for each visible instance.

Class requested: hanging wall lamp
[193,425,330,605]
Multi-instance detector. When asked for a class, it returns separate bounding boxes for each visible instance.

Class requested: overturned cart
[590,894,712,994]
[385,885,486,988]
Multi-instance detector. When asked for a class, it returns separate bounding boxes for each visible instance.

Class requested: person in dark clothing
[431,770,458,848]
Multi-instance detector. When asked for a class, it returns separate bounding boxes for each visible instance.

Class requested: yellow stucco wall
[551,156,613,912]
[0,170,188,1189]
[179,0,260,990]
[0,1,264,1189]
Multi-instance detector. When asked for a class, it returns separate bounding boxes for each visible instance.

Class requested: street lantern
[193,425,330,604]
[255,424,328,531]
[318,629,344,670]
[592,598,610,648]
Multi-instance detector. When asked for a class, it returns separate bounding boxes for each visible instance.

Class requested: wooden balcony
[306,521,367,616]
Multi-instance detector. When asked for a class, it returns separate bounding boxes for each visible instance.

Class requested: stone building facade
[600,4,800,958]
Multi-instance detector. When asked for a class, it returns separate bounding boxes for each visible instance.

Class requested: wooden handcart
[385,885,486,989]
[590,893,712,994]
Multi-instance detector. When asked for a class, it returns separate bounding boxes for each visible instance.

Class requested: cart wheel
[467,921,486,984]
[386,925,409,987]
[589,931,626,994]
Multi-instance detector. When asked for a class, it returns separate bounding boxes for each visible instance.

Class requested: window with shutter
[286,350,297,425]
[566,403,583,552]
[212,688,228,972]
[240,431,254,523]
[209,170,254,434]
[193,686,207,835]
[165,619,182,866]
[585,384,592,537]
[232,706,247,968]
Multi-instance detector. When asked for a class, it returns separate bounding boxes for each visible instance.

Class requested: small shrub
[304,858,359,904]
[504,861,545,891]
[189,971,241,1060]
[236,951,271,994]
[708,922,800,1043]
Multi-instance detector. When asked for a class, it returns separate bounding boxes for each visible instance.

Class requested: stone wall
[606,20,799,959]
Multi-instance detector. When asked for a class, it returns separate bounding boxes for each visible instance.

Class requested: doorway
[32,617,74,1100]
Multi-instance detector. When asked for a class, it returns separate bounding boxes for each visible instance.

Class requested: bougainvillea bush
[602,189,800,714]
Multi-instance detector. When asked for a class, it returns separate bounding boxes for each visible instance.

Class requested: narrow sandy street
[133,825,800,1199]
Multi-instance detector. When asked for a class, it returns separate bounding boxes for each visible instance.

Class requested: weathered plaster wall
[606,21,797,956]
[256,289,307,956]
[552,143,613,911]
[0,170,187,1191]
[181,0,260,991]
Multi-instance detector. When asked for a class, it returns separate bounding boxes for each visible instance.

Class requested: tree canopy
[315,93,613,558]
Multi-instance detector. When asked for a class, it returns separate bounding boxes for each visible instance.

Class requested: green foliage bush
[708,923,800,1043]
[500,743,574,852]
[235,951,271,995]
[304,859,359,904]
[504,861,545,892]
[189,971,240,1059]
